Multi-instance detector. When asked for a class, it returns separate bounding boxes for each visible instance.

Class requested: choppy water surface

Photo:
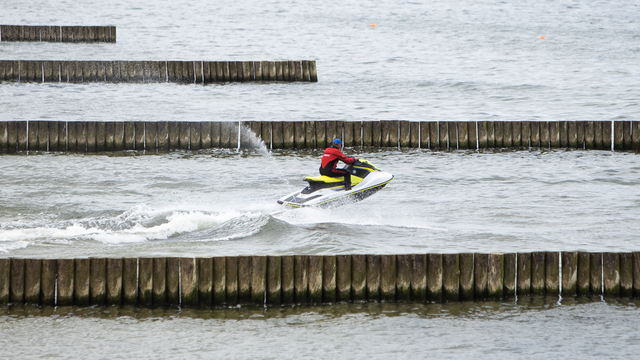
[2,0,640,357]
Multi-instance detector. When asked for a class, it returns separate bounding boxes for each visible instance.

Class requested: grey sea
[1,0,640,358]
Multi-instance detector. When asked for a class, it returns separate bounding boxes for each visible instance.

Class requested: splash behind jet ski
[277,159,393,208]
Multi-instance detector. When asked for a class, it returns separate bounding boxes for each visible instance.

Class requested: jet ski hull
[277,172,393,208]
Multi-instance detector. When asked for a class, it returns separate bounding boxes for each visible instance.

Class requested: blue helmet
[333,138,342,145]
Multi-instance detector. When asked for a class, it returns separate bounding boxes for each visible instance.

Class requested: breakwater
[1,252,637,307]
[0,120,638,153]
[0,60,318,83]
[0,25,116,42]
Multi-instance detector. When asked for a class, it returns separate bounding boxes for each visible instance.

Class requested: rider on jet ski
[319,139,358,190]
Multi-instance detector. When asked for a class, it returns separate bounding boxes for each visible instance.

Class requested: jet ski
[277,159,394,208]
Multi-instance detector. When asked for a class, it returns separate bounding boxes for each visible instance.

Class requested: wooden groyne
[0,60,318,83]
[0,25,116,42]
[0,120,638,153]
[1,252,638,308]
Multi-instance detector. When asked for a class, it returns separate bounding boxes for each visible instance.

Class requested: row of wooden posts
[1,120,639,153]
[0,25,116,42]
[0,60,318,84]
[1,252,638,308]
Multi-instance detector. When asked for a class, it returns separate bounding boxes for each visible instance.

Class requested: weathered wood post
[166,258,180,306]
[294,255,309,304]
[57,259,74,306]
[380,255,396,302]
[251,256,267,306]
[561,252,578,297]
[531,252,545,295]
[336,255,352,303]
[366,255,381,302]
[459,253,474,301]
[442,254,459,302]
[180,258,198,307]
[410,254,426,302]
[351,255,366,302]
[633,252,640,299]
[474,253,488,299]
[266,256,282,306]
[517,252,531,296]
[89,258,107,305]
[488,253,504,299]
[323,256,337,304]
[603,252,620,297]
[503,253,516,298]
[106,258,123,306]
[620,253,633,298]
[282,256,294,305]
[237,256,251,305]
[223,256,236,306]
[590,253,603,296]
[224,256,236,306]
[426,254,443,302]
[138,258,153,306]
[9,258,25,304]
[198,257,213,307]
[41,259,56,306]
[74,258,90,306]
[577,252,591,296]
[122,258,138,305]
[396,254,411,302]
[24,259,42,305]
[545,252,559,296]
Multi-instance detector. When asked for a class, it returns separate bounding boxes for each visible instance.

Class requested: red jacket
[320,146,356,173]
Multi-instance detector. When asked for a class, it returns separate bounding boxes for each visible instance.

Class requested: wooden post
[439,122,448,150]
[113,122,125,151]
[632,121,640,151]
[531,252,545,295]
[442,254,459,302]
[122,258,138,305]
[226,256,239,306]
[457,122,468,149]
[633,252,640,299]
[48,121,60,151]
[189,122,201,151]
[594,121,603,150]
[17,121,27,151]
[511,121,521,148]
[238,256,252,305]
[529,121,540,147]
[425,121,436,149]
[213,256,226,306]
[366,255,381,301]
[549,121,560,148]
[410,254,426,302]
[503,253,516,298]
[603,252,620,297]
[540,121,550,149]
[307,255,323,304]
[294,122,305,149]
[133,122,144,150]
[488,253,504,299]
[372,121,382,148]
[106,258,123,306]
[336,255,351,302]
[326,121,337,145]
[180,258,198,307]
[486,121,495,148]
[74,258,90,306]
[212,257,226,306]
[362,121,373,147]
[179,122,190,150]
[494,121,503,148]
[198,257,213,307]
[167,122,179,149]
[138,258,153,306]
[124,122,135,150]
[590,253,603,295]
[267,256,282,306]
[585,121,595,149]
[323,256,337,304]
[558,121,568,147]
[459,253,474,301]
[251,256,267,306]
[620,253,633,298]
[577,252,591,296]
[316,121,327,149]
[561,252,578,297]
[388,120,399,148]
[476,122,487,149]
[614,121,624,150]
[282,256,294,305]
[309,60,318,82]
[144,122,157,151]
[410,121,420,148]
[90,258,107,305]
[517,252,531,296]
[294,255,309,304]
[57,259,74,306]
[157,122,169,151]
[426,254,442,302]
[545,252,559,296]
[474,253,488,299]
[622,121,631,150]
[380,255,396,302]
[167,257,180,306]
[41,259,56,306]
[351,255,366,302]
[24,259,42,305]
[396,254,411,302]
[272,121,284,149]
[400,121,411,148]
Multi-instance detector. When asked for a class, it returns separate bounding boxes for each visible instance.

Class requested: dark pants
[319,167,351,189]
